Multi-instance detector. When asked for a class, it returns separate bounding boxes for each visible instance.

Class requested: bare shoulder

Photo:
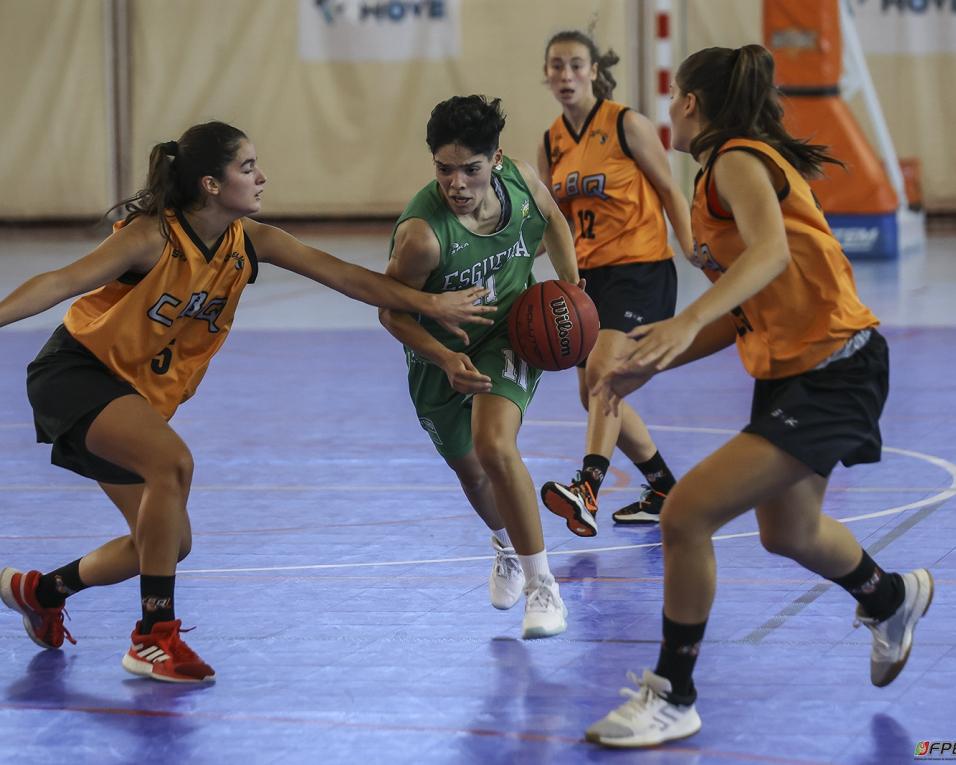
[621,107,654,132]
[621,109,663,153]
[511,157,557,215]
[106,214,167,271]
[391,217,439,260]
[713,149,782,191]
[117,213,165,248]
[241,217,297,264]
[511,158,543,186]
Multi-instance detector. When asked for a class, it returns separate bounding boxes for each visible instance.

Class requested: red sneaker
[122,619,216,683]
[0,567,76,649]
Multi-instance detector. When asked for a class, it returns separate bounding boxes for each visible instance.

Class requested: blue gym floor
[0,224,953,764]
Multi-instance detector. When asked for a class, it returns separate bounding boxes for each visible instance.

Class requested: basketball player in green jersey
[380,96,580,638]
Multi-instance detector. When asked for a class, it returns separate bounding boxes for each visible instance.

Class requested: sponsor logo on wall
[299,0,461,61]
[852,0,956,54]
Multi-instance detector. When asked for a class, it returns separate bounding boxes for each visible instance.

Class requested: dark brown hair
[426,95,506,157]
[109,121,248,240]
[544,30,619,100]
[676,45,842,177]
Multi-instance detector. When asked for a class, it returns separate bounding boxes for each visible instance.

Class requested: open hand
[433,286,496,346]
[625,315,700,371]
[591,358,654,416]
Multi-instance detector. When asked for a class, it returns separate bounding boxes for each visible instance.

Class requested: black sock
[581,454,610,496]
[829,550,904,621]
[35,559,87,608]
[140,575,176,633]
[654,613,706,701]
[635,451,676,494]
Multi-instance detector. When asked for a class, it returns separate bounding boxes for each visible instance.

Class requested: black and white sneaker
[612,485,666,525]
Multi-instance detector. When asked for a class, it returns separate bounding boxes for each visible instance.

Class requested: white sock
[492,527,512,548]
[518,550,551,585]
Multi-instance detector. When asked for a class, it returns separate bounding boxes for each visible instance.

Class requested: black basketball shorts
[743,330,889,477]
[578,259,678,368]
[26,325,145,484]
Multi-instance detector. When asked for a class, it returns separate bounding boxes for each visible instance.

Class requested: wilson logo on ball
[549,297,574,358]
[507,280,599,371]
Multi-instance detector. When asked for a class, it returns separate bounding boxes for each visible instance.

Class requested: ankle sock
[492,527,512,548]
[581,454,610,496]
[36,559,87,608]
[654,613,706,700]
[139,574,176,633]
[829,550,904,621]
[517,550,551,585]
[635,451,676,494]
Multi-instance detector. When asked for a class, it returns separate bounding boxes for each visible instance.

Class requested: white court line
[179,426,956,575]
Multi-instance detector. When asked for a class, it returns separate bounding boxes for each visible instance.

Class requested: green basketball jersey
[390,156,548,355]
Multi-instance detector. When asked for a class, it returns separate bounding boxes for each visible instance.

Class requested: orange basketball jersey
[692,138,878,379]
[64,210,257,419]
[545,99,672,268]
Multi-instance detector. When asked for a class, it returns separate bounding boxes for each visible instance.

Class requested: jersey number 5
[151,339,175,375]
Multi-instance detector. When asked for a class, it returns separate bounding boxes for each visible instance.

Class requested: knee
[658,488,707,548]
[473,434,518,477]
[142,447,194,497]
[659,506,686,548]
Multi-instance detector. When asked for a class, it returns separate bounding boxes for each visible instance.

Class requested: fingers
[467,305,496,325]
[467,286,489,301]
[454,369,492,394]
[629,336,672,370]
[577,278,587,291]
[606,391,621,417]
[589,374,614,417]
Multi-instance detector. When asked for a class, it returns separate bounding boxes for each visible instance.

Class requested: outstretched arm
[0,216,162,328]
[245,218,493,341]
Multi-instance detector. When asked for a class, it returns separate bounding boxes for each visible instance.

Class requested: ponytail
[677,45,842,177]
[107,121,247,241]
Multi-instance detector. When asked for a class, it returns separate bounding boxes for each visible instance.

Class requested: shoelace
[43,605,77,646]
[853,613,891,652]
[568,472,596,504]
[636,484,666,508]
[493,550,521,579]
[162,623,204,663]
[526,581,558,612]
[614,671,656,718]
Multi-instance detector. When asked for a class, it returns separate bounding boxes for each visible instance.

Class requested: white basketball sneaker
[520,573,567,639]
[488,537,523,610]
[585,669,701,748]
[854,568,933,687]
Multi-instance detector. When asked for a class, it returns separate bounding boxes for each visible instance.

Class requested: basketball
[507,280,599,371]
